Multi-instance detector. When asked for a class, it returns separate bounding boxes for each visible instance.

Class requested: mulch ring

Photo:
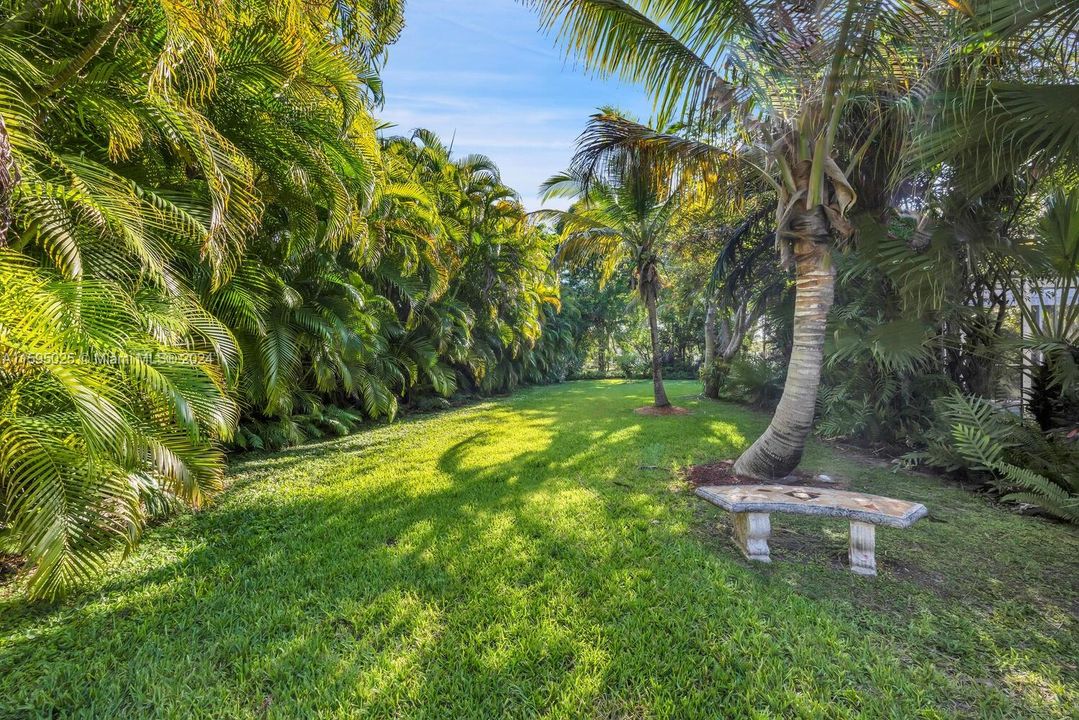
[683,459,850,490]
[634,405,690,416]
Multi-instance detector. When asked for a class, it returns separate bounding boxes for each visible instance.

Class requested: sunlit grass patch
[1,380,1076,718]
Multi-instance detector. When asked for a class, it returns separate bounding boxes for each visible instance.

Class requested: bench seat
[696,484,928,576]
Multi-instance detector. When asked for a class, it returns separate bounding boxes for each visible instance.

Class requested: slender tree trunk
[0,114,15,246]
[725,299,766,361]
[597,326,608,375]
[703,298,720,399]
[734,214,834,480]
[717,316,732,357]
[644,287,670,407]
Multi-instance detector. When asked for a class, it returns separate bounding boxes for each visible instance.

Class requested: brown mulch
[634,405,690,416]
[683,459,850,490]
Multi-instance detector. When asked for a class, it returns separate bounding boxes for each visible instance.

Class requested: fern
[997,463,1079,523]
[949,424,1004,471]
[909,394,1079,524]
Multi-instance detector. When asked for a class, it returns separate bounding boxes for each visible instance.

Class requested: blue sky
[378,0,652,210]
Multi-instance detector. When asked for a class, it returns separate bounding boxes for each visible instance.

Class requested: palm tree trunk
[733,214,834,480]
[644,287,670,407]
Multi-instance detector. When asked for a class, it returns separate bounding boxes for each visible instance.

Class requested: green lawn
[1,380,1076,719]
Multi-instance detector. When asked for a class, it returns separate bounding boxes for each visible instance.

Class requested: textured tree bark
[0,114,14,246]
[733,207,834,480]
[717,316,733,358]
[596,329,608,376]
[644,287,670,407]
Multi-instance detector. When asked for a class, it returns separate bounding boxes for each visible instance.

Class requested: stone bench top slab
[696,484,928,528]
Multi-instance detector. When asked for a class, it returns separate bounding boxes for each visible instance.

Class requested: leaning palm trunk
[734,204,835,480]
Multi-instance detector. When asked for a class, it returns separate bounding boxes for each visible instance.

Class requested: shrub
[614,353,650,379]
[719,356,784,408]
[700,358,729,399]
[903,393,1079,524]
[1027,350,1079,432]
[661,362,699,381]
[816,371,955,445]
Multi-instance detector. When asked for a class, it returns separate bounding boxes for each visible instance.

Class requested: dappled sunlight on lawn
[1,381,1076,718]
[705,419,748,449]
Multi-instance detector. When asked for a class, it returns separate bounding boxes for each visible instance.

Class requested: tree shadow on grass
[0,381,1073,718]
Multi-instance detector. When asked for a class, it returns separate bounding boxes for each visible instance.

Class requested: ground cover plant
[2,381,1075,719]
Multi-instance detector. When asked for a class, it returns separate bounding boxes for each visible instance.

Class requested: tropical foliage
[904,393,1079,523]
[535,0,1078,519]
[537,123,695,407]
[0,0,571,598]
[2,0,1078,600]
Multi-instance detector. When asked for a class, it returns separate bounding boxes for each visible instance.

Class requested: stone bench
[695,484,928,576]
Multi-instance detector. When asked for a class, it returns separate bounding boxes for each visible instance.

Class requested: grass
[1,380,1076,719]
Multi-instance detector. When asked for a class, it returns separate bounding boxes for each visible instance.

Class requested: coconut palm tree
[524,1,971,479]
[533,1,1079,479]
[537,135,687,407]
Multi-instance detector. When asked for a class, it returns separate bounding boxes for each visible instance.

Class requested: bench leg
[848,521,877,576]
[732,512,771,563]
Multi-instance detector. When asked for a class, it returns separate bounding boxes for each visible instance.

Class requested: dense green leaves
[905,393,1079,523]
[536,0,1078,515]
[0,251,236,597]
[0,0,570,598]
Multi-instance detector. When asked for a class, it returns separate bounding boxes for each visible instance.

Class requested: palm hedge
[0,0,572,598]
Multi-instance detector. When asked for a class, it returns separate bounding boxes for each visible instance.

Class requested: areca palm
[0,251,237,598]
[0,0,582,600]
[537,141,685,407]
[382,129,563,395]
[527,0,1042,478]
[448,165,559,394]
[0,0,406,596]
